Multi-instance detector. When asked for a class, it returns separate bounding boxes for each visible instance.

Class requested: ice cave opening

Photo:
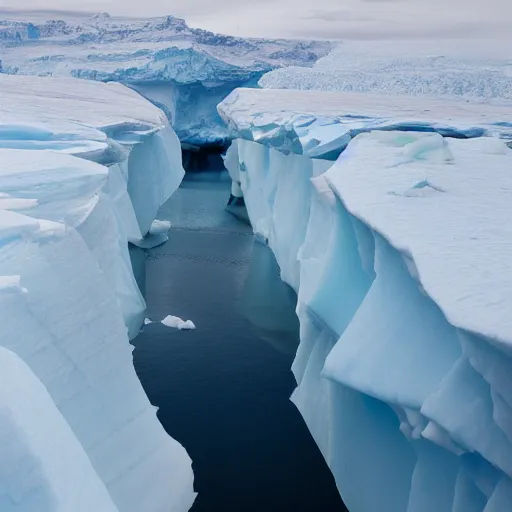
[181,144,229,173]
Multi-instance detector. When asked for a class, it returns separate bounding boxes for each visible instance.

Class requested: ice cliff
[0,11,330,146]
[0,74,195,511]
[218,87,512,511]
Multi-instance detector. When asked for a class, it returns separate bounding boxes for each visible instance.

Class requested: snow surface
[0,11,330,145]
[218,87,512,160]
[221,90,512,510]
[0,75,195,510]
[162,315,196,331]
[260,39,512,104]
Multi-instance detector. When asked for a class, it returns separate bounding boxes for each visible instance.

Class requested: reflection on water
[239,239,300,356]
[129,243,146,298]
[131,172,347,512]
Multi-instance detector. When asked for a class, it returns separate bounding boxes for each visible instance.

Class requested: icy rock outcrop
[0,75,195,511]
[221,88,512,510]
[0,12,330,146]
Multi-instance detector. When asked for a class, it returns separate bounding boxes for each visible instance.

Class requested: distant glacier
[0,11,330,147]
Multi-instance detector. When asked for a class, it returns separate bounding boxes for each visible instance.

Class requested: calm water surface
[132,172,347,512]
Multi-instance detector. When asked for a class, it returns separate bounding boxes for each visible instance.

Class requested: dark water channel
[131,172,347,512]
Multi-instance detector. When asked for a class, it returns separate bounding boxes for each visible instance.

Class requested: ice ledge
[218,88,512,160]
[326,132,512,347]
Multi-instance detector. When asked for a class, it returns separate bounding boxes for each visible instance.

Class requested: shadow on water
[131,172,347,512]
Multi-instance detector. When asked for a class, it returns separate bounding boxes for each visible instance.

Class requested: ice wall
[0,345,118,511]
[0,75,195,511]
[222,90,512,510]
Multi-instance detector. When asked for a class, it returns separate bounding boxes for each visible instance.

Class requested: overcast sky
[0,0,511,39]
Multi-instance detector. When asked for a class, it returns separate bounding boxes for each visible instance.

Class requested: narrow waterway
[132,171,347,512]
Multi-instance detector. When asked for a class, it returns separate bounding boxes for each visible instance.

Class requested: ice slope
[219,88,512,161]
[220,91,512,511]
[0,73,185,336]
[0,11,330,146]
[0,75,195,510]
[260,39,512,103]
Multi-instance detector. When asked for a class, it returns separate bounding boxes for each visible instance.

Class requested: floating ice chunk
[149,219,172,235]
[133,219,172,249]
[161,315,196,330]
[144,318,153,325]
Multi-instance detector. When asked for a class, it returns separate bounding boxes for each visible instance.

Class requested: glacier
[0,11,330,147]
[259,39,512,103]
[218,87,512,511]
[0,74,195,511]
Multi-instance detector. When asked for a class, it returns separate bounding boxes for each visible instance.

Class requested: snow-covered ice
[0,74,184,239]
[220,86,512,511]
[162,315,196,331]
[0,74,195,511]
[0,11,330,146]
[219,87,512,161]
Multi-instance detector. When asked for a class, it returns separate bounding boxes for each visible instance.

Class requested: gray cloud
[0,0,511,40]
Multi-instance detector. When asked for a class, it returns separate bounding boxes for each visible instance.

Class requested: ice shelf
[219,87,512,511]
[0,75,195,511]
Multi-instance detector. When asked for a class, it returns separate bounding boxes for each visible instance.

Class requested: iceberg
[218,87,512,511]
[0,11,330,146]
[0,74,195,510]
